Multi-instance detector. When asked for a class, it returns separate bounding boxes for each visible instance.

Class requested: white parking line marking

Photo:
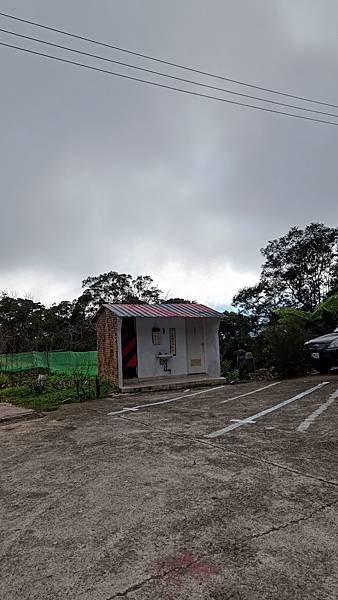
[108,385,226,416]
[205,381,330,438]
[220,381,281,404]
[230,419,256,424]
[297,387,338,433]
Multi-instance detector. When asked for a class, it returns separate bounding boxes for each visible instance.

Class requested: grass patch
[0,372,117,412]
[220,359,240,383]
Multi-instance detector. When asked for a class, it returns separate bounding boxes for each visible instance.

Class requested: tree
[0,294,47,353]
[232,282,279,329]
[0,271,163,355]
[328,260,338,296]
[81,271,162,314]
[311,293,338,333]
[69,293,96,350]
[262,316,311,378]
[42,300,74,351]
[233,223,338,320]
[43,296,96,351]
[219,311,253,366]
[0,293,97,354]
[161,298,194,304]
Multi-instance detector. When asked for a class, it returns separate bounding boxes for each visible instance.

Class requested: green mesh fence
[0,351,98,376]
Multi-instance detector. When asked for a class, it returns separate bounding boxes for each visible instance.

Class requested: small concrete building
[94,303,223,391]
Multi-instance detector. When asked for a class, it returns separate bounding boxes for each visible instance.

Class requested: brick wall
[95,308,120,386]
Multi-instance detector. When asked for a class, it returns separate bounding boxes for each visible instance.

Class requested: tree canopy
[0,271,164,354]
[81,271,162,314]
[1,222,338,380]
[233,223,338,321]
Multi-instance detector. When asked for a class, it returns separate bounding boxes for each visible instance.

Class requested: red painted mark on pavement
[159,552,217,581]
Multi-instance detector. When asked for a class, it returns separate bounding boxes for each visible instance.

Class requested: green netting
[48,352,98,376]
[0,351,98,376]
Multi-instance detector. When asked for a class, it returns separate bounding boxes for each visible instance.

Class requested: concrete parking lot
[1,374,337,599]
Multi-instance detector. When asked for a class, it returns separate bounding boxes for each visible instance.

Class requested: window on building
[152,327,161,345]
[169,327,176,356]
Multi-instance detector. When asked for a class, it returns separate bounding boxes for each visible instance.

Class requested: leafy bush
[260,297,338,377]
[0,373,11,387]
[221,359,240,383]
[225,296,338,379]
[312,294,338,333]
[262,320,311,378]
[219,311,254,367]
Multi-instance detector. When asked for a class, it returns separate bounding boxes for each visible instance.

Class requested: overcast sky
[1,1,337,309]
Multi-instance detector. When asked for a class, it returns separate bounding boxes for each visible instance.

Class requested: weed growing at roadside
[0,371,118,412]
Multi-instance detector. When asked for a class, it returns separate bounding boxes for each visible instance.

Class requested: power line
[0,10,337,110]
[1,40,338,128]
[1,27,338,120]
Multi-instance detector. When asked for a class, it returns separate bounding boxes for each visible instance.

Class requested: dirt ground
[1,374,337,599]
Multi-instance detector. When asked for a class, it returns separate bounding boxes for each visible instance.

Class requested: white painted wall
[204,318,221,377]
[135,317,221,380]
[136,317,188,379]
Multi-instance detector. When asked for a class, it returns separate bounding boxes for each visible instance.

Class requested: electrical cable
[0,10,337,110]
[1,41,338,127]
[1,27,337,119]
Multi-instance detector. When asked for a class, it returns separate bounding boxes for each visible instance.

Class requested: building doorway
[122,318,138,379]
[186,319,205,374]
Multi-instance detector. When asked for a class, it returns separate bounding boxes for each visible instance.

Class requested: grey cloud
[0,0,337,304]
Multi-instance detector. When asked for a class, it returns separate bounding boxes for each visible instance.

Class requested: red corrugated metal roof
[100,303,222,319]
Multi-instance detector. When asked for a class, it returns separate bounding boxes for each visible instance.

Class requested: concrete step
[119,377,226,394]
[0,402,38,424]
